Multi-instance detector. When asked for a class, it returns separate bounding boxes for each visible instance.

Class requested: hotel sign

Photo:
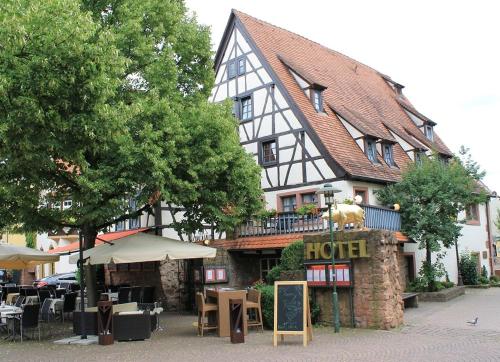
[305,239,370,261]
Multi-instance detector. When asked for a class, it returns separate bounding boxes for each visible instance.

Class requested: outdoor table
[206,288,247,338]
[6,293,19,305]
[0,305,22,323]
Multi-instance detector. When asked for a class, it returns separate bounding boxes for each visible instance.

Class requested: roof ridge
[232,9,386,77]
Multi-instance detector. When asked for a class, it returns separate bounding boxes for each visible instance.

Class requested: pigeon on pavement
[466,317,478,326]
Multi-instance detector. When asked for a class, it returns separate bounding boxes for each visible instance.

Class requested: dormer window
[383,144,394,166]
[415,151,425,165]
[424,124,434,141]
[366,138,377,163]
[311,89,323,112]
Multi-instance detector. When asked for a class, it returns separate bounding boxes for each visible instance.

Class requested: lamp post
[316,183,341,333]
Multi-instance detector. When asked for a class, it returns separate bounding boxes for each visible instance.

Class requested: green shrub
[266,265,282,285]
[459,252,479,285]
[481,265,488,279]
[254,283,274,329]
[441,281,455,289]
[407,277,428,292]
[490,275,500,283]
[280,240,304,271]
[479,276,489,285]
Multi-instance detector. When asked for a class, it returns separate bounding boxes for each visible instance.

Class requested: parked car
[35,272,78,288]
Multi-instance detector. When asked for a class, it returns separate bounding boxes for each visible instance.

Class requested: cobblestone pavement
[1,288,500,361]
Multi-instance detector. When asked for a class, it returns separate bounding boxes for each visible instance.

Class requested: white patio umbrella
[0,243,60,268]
[69,232,216,265]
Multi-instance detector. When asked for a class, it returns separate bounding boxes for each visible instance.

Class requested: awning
[69,232,216,265]
[48,228,149,255]
[0,243,60,269]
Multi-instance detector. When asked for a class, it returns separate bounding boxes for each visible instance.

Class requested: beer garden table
[205,288,248,337]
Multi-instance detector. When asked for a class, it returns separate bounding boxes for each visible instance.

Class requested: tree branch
[95,203,152,230]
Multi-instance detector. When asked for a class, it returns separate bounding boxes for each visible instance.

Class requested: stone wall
[305,230,404,330]
[104,260,187,311]
[203,248,262,288]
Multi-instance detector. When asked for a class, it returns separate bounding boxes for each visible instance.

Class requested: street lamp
[316,183,341,333]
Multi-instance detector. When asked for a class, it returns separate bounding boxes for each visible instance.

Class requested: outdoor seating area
[0,282,164,343]
[196,287,263,338]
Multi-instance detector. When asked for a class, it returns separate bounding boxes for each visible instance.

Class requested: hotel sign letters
[305,239,369,261]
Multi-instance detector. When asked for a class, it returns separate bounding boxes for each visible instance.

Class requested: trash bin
[229,298,244,343]
[97,300,113,345]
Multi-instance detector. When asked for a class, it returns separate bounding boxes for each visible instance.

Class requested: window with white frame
[63,200,72,210]
[238,57,246,75]
[281,195,297,212]
[227,59,237,79]
[424,125,434,141]
[383,143,394,166]
[261,140,277,165]
[366,139,377,163]
[240,96,253,121]
[311,89,323,112]
[301,193,317,205]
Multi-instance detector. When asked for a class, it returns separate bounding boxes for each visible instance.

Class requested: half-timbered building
[206,10,496,287]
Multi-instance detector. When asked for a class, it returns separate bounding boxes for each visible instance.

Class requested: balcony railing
[237,205,401,238]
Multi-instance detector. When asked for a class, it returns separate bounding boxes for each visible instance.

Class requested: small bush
[481,265,488,279]
[490,275,499,283]
[254,283,274,329]
[441,281,455,289]
[280,240,304,271]
[266,265,282,285]
[479,276,489,285]
[459,252,479,285]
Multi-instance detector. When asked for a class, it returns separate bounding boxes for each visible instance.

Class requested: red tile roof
[208,234,302,250]
[48,228,149,254]
[233,10,453,182]
[208,231,410,250]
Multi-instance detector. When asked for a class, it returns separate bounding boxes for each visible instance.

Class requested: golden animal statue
[322,203,365,231]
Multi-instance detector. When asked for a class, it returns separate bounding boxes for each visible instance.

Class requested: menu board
[273,281,312,346]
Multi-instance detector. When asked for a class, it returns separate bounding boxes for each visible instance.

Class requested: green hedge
[254,283,274,329]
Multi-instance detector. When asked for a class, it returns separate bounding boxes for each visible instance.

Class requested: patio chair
[38,289,51,306]
[55,288,66,299]
[8,304,41,342]
[246,289,264,332]
[58,292,77,323]
[118,287,131,304]
[130,286,142,303]
[39,298,54,337]
[196,292,218,337]
[14,295,25,308]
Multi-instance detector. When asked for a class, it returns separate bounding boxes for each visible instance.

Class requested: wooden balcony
[237,205,401,238]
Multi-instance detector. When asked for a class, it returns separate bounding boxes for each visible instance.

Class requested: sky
[186,0,500,192]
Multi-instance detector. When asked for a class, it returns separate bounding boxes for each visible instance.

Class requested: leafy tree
[0,0,262,305]
[377,153,486,291]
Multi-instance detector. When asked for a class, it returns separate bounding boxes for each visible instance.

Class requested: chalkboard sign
[277,284,303,331]
[273,281,312,347]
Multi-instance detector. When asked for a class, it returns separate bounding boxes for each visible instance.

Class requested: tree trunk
[425,240,436,291]
[83,226,98,307]
[455,240,463,286]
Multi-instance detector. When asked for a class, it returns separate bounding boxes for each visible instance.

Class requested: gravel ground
[1,288,500,361]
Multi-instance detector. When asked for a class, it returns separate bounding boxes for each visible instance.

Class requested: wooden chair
[196,292,218,336]
[246,289,263,332]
